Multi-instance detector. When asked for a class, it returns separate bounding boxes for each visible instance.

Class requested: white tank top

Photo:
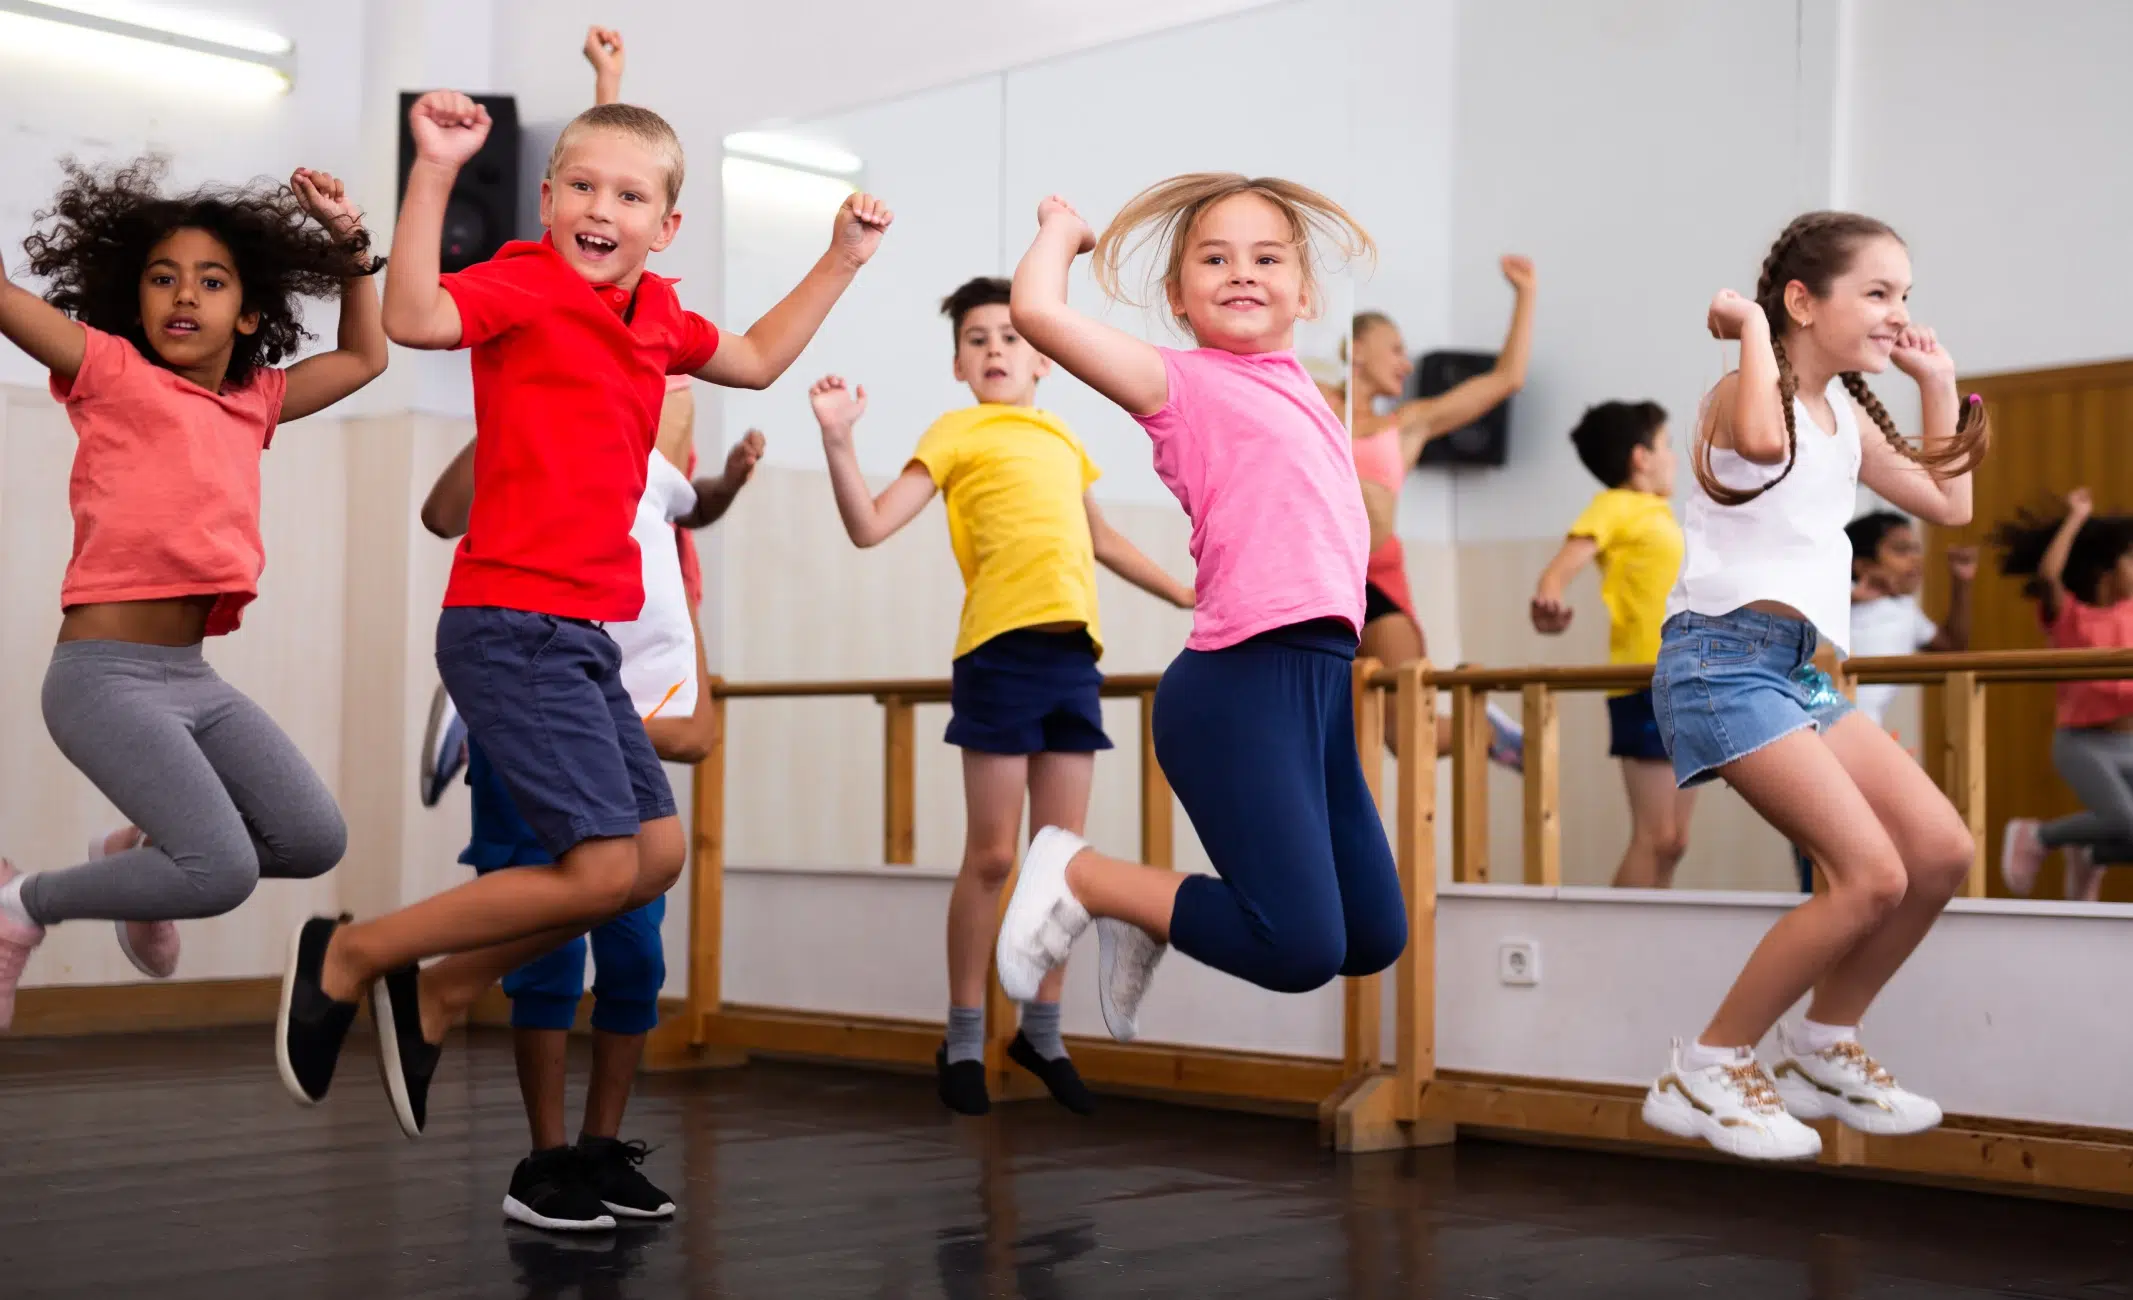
[1667,376,1863,655]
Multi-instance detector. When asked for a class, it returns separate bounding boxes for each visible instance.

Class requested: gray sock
[945,1005,986,1064]
[1019,1001,1066,1061]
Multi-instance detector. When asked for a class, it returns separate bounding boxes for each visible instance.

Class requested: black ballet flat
[1008,1032,1096,1116]
[936,1045,990,1116]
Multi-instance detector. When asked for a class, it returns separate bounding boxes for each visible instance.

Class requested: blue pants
[461,739,666,1035]
[1158,620,1405,993]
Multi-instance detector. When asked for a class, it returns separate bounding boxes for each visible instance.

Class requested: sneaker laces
[1822,1040,1895,1089]
[585,1137,656,1169]
[1719,1059,1784,1113]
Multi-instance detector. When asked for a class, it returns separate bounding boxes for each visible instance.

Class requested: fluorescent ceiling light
[722,156,858,214]
[722,131,863,179]
[0,0,295,95]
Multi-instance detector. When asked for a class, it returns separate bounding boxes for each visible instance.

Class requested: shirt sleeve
[1566,493,1620,549]
[438,256,551,348]
[1132,348,1194,446]
[909,416,961,487]
[1911,603,1939,649]
[48,323,128,404]
[669,311,720,375]
[249,365,291,449]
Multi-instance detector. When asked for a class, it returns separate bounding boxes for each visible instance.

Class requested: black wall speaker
[398,92,521,274]
[1410,349,1513,468]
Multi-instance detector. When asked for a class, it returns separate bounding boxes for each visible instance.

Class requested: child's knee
[1651,825,1690,866]
[1831,852,1909,924]
[1912,824,1976,898]
[1255,921,1346,994]
[570,849,640,918]
[1340,911,1407,980]
[169,831,261,917]
[961,840,1017,890]
[273,805,348,880]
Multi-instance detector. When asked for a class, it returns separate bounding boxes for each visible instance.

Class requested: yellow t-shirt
[1567,488,1684,677]
[910,405,1103,660]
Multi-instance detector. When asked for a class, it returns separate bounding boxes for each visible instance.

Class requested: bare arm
[643,615,717,764]
[280,171,390,421]
[1009,196,1167,417]
[1858,327,1971,528]
[676,431,766,530]
[2032,490,2092,625]
[1703,292,1786,464]
[694,192,892,390]
[420,437,478,538]
[1529,535,1598,634]
[0,251,86,381]
[808,375,935,546]
[1926,550,1974,651]
[1087,497,1193,608]
[584,26,624,106]
[1377,256,1537,466]
[381,93,491,349]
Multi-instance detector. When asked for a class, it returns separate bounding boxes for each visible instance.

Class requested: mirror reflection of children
[1996,490,2133,902]
[1531,402,1690,888]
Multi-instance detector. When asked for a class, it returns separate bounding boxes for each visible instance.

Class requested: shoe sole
[274,922,319,1107]
[503,1195,616,1232]
[1775,1081,1943,1136]
[600,1199,676,1219]
[371,974,423,1140]
[1640,1088,1821,1161]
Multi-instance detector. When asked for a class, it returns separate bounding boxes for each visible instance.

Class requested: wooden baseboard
[14,977,282,1037]
[703,1004,1344,1113]
[1423,1070,2133,1206]
[13,980,686,1040]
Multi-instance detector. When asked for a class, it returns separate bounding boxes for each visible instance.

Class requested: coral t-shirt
[2046,596,2133,728]
[50,325,287,635]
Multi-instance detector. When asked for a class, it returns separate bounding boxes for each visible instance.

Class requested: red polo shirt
[439,237,719,620]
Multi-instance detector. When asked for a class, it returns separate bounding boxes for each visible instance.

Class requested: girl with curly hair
[0,159,388,1024]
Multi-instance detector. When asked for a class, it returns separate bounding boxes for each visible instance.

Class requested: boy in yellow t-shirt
[809,276,1191,1117]
[1529,401,1691,888]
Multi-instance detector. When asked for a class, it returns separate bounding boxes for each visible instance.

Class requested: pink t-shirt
[1136,346,1367,650]
[50,325,287,635]
[2046,596,2133,728]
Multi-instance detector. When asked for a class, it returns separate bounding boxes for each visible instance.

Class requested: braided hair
[1694,211,1990,507]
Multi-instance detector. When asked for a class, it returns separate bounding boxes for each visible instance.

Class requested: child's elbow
[657,736,711,765]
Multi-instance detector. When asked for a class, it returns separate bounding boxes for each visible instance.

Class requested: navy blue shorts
[436,606,675,859]
[1607,688,1670,762]
[460,739,667,1034]
[944,627,1112,755]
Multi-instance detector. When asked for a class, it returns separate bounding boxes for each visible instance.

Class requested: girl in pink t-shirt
[1997,489,2133,902]
[994,173,1401,1034]
[0,160,388,1025]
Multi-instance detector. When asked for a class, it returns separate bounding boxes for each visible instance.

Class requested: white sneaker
[1641,1040,1822,1161]
[2000,818,2045,896]
[1772,1029,1942,1136]
[996,826,1091,1004]
[1096,918,1165,1043]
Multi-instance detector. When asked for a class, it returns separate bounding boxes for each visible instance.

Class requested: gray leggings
[20,641,346,925]
[2040,727,2133,866]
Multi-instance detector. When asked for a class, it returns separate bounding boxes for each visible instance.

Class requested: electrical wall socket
[1498,940,1540,987]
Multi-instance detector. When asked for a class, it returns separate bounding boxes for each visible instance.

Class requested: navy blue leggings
[1159,620,1406,993]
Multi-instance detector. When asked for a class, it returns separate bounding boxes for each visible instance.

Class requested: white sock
[0,877,33,928]
[1791,1018,1857,1054]
[1680,1037,1750,1071]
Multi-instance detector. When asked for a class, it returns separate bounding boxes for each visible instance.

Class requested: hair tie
[1968,393,1982,405]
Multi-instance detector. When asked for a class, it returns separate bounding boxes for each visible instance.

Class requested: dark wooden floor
[0,1027,2126,1299]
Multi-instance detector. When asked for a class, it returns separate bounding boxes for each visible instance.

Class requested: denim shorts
[436,607,677,858]
[1652,608,1855,788]
[945,627,1112,755]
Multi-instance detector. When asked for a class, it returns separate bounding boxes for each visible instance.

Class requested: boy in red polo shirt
[277,89,892,1137]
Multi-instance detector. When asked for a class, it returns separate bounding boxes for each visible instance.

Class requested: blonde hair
[545,103,686,208]
[1091,173,1374,330]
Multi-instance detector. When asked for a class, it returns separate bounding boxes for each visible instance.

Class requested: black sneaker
[503,1146,617,1232]
[936,1045,990,1116]
[577,1136,676,1220]
[277,916,359,1106]
[371,963,442,1139]
[1008,1031,1096,1116]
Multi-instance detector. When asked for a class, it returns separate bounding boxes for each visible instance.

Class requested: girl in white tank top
[1637,212,1990,1164]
